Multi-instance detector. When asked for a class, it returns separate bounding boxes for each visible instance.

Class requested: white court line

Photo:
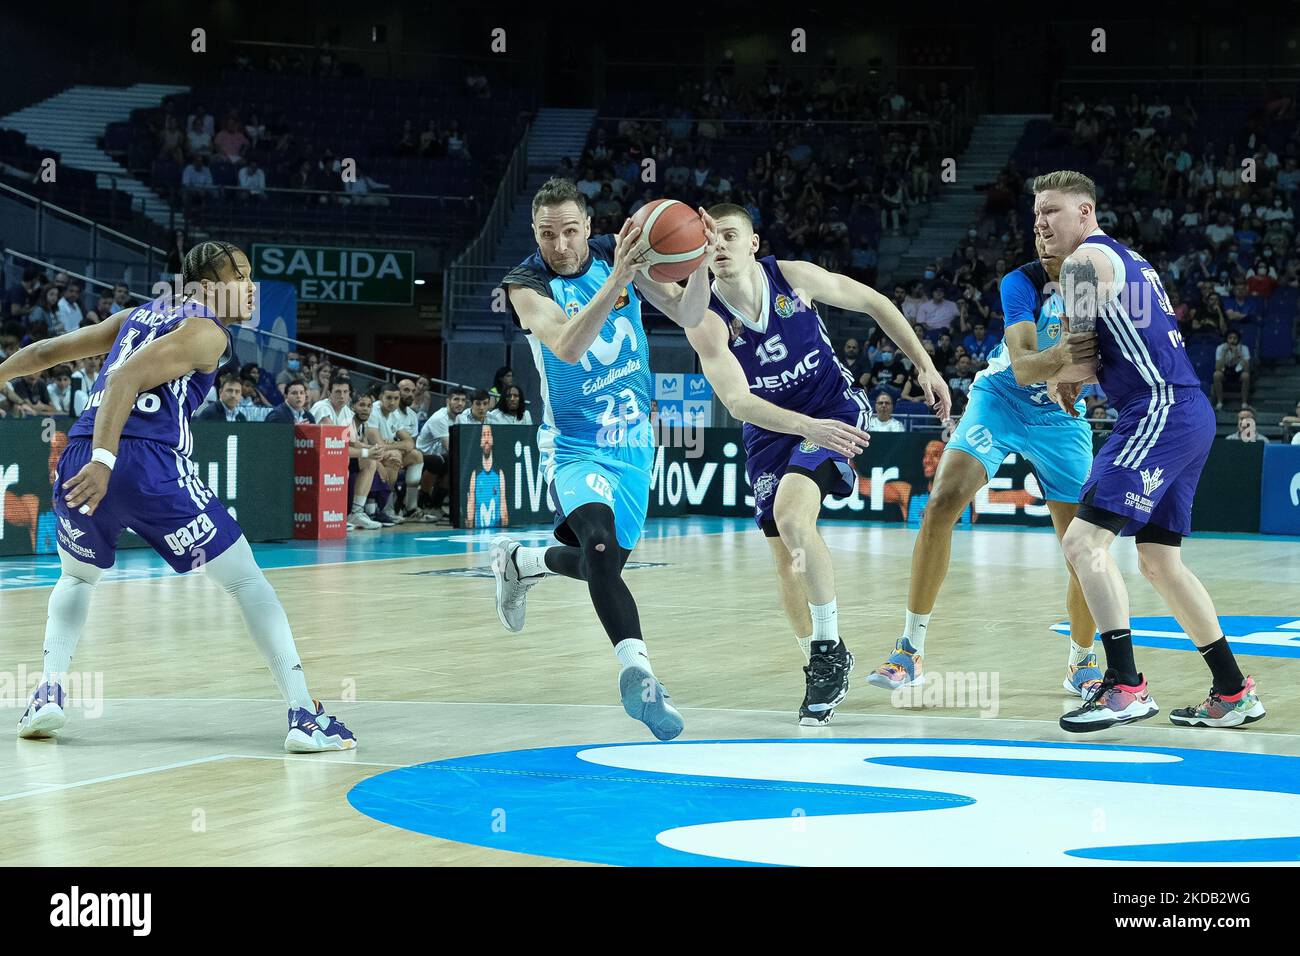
[231,753,409,769]
[0,754,234,803]
[8,696,1296,741]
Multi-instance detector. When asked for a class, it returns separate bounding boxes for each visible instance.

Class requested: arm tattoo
[1060,256,1100,333]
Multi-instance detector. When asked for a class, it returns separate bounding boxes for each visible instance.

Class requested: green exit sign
[251,243,415,305]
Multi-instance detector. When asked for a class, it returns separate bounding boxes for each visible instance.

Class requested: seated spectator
[28,285,62,333]
[342,169,391,207]
[196,375,246,421]
[276,351,305,391]
[310,379,353,426]
[265,379,315,424]
[1280,400,1300,442]
[368,380,428,522]
[47,365,84,416]
[56,283,84,335]
[916,285,959,333]
[5,267,43,322]
[344,392,392,531]
[1191,292,1227,338]
[963,322,995,365]
[241,362,282,406]
[186,115,213,158]
[307,363,333,406]
[456,388,493,424]
[410,375,434,423]
[1212,329,1252,410]
[415,387,468,517]
[238,160,268,201]
[489,384,532,425]
[867,392,905,432]
[1221,281,1261,325]
[1225,408,1269,443]
[181,156,216,207]
[1084,394,1117,430]
[947,354,975,400]
[213,116,249,165]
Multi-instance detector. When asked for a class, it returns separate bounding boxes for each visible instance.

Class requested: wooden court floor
[1,519,1298,866]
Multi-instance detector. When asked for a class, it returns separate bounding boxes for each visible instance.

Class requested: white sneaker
[17,681,66,739]
[490,535,540,632]
[349,509,382,530]
[382,508,406,525]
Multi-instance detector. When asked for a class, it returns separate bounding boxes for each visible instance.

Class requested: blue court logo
[347,739,1300,866]
[1050,616,1300,658]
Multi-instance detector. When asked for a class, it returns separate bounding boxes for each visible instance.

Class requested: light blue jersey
[502,233,654,548]
[946,259,1094,502]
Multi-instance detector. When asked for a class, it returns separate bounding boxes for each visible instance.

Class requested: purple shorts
[1080,386,1215,536]
[743,395,865,532]
[53,437,243,573]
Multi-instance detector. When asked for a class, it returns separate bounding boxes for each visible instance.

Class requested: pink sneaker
[1169,676,1266,728]
[1060,672,1159,733]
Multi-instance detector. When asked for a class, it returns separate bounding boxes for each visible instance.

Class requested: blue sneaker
[285,700,357,753]
[17,681,66,739]
[619,666,684,741]
[866,639,924,691]
[1064,652,1105,698]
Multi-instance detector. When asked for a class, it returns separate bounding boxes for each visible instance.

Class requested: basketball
[629,199,709,282]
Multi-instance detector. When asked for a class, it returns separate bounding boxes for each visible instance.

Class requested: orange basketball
[630,199,708,282]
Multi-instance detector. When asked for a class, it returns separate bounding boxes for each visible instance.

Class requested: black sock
[1199,636,1245,696]
[1100,629,1139,685]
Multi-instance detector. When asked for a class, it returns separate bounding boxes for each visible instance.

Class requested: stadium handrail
[0,180,168,284]
[2,249,472,396]
[442,115,533,330]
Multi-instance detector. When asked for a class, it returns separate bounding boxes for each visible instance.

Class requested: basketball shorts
[546,435,654,550]
[946,380,1093,503]
[1079,386,1214,537]
[53,437,243,573]
[743,392,865,533]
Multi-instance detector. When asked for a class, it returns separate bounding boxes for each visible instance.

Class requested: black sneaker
[799,640,854,726]
[371,510,398,527]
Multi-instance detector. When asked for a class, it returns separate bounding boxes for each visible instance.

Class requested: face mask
[1001,234,1010,242]
[287,360,301,371]
[967,229,977,239]
[878,351,894,364]
[924,270,935,280]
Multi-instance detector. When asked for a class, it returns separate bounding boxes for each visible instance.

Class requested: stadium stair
[883,114,1048,285]
[0,83,189,230]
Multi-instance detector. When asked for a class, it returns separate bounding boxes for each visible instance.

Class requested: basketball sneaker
[1169,676,1266,728]
[1059,671,1158,733]
[402,507,436,523]
[1064,652,1105,698]
[866,638,923,691]
[348,508,381,530]
[371,510,399,527]
[285,700,357,752]
[618,665,684,741]
[490,535,540,633]
[799,640,854,725]
[16,680,66,739]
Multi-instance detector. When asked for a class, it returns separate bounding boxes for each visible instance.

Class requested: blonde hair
[1031,170,1097,203]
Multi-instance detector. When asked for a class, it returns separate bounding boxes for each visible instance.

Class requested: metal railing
[442,118,533,334]
[0,181,167,292]
[2,249,470,400]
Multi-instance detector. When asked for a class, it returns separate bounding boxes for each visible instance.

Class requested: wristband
[362,447,370,459]
[91,448,117,470]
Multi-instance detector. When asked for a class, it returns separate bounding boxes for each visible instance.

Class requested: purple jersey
[69,296,233,457]
[708,257,858,422]
[1078,230,1200,410]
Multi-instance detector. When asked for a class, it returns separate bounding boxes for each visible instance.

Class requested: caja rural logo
[348,738,1300,866]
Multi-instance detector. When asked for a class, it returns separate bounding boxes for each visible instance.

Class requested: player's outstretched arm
[685,312,869,458]
[777,260,952,420]
[63,317,227,516]
[633,207,718,330]
[0,310,126,384]
[507,218,647,364]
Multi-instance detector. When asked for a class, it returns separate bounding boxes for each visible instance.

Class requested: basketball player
[489,178,712,740]
[465,423,508,529]
[644,202,948,724]
[1035,170,1266,731]
[0,241,356,750]
[867,235,1102,699]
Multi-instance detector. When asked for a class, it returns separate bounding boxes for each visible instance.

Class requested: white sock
[41,557,102,686]
[795,635,812,660]
[614,638,654,678]
[1068,640,1093,666]
[205,537,314,710]
[903,609,931,654]
[809,600,839,647]
[513,545,550,578]
[351,495,367,512]
[404,464,423,510]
